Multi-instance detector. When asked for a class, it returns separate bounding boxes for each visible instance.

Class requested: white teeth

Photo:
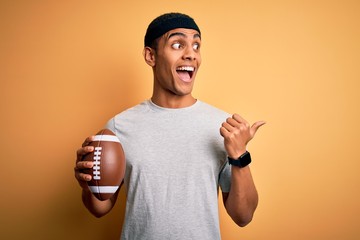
[177,66,194,71]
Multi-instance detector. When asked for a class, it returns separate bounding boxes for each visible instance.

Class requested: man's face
[152,28,202,98]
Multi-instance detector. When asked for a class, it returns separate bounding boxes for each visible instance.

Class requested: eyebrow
[168,32,201,40]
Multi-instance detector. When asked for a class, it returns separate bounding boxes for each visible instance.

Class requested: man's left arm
[220,114,265,227]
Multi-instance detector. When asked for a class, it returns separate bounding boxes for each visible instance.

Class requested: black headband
[144,13,201,47]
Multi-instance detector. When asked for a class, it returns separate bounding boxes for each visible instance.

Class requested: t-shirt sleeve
[104,118,116,133]
[218,161,231,193]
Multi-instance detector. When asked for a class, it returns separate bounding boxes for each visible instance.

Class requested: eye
[193,43,200,50]
[172,43,181,49]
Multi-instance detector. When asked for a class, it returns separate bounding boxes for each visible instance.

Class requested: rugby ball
[83,129,125,201]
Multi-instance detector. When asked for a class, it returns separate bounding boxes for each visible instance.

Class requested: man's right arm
[81,186,119,218]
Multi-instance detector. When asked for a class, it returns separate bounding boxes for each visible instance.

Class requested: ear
[143,47,156,67]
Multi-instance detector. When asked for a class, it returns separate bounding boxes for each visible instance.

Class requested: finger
[74,161,93,183]
[250,121,266,136]
[226,117,240,128]
[220,126,230,137]
[82,136,95,147]
[76,146,94,162]
[221,122,235,132]
[232,114,248,125]
[74,170,92,182]
[81,173,92,181]
[75,160,94,170]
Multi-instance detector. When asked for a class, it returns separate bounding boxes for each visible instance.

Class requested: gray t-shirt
[105,100,232,240]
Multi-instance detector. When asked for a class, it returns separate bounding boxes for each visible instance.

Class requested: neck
[151,94,196,109]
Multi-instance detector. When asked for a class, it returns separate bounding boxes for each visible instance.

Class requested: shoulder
[196,100,230,118]
[113,100,152,119]
[104,100,151,130]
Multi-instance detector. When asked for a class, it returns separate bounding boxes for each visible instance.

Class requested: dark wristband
[228,151,251,168]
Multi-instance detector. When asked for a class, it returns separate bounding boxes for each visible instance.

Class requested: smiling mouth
[176,66,195,82]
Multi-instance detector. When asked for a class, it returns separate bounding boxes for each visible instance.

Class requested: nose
[183,46,196,61]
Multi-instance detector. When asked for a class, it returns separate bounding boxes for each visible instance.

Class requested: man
[74,12,265,239]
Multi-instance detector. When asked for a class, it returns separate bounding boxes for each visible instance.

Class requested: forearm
[224,166,258,227]
[82,188,118,218]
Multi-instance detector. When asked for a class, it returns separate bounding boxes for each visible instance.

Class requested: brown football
[83,129,125,201]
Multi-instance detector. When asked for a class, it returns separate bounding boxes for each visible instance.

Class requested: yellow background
[1,0,359,239]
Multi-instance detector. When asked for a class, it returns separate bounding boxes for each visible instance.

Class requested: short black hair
[144,12,201,48]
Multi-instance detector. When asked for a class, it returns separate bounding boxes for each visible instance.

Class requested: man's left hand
[220,114,266,159]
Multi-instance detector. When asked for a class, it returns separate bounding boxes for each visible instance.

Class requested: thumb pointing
[250,121,266,137]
